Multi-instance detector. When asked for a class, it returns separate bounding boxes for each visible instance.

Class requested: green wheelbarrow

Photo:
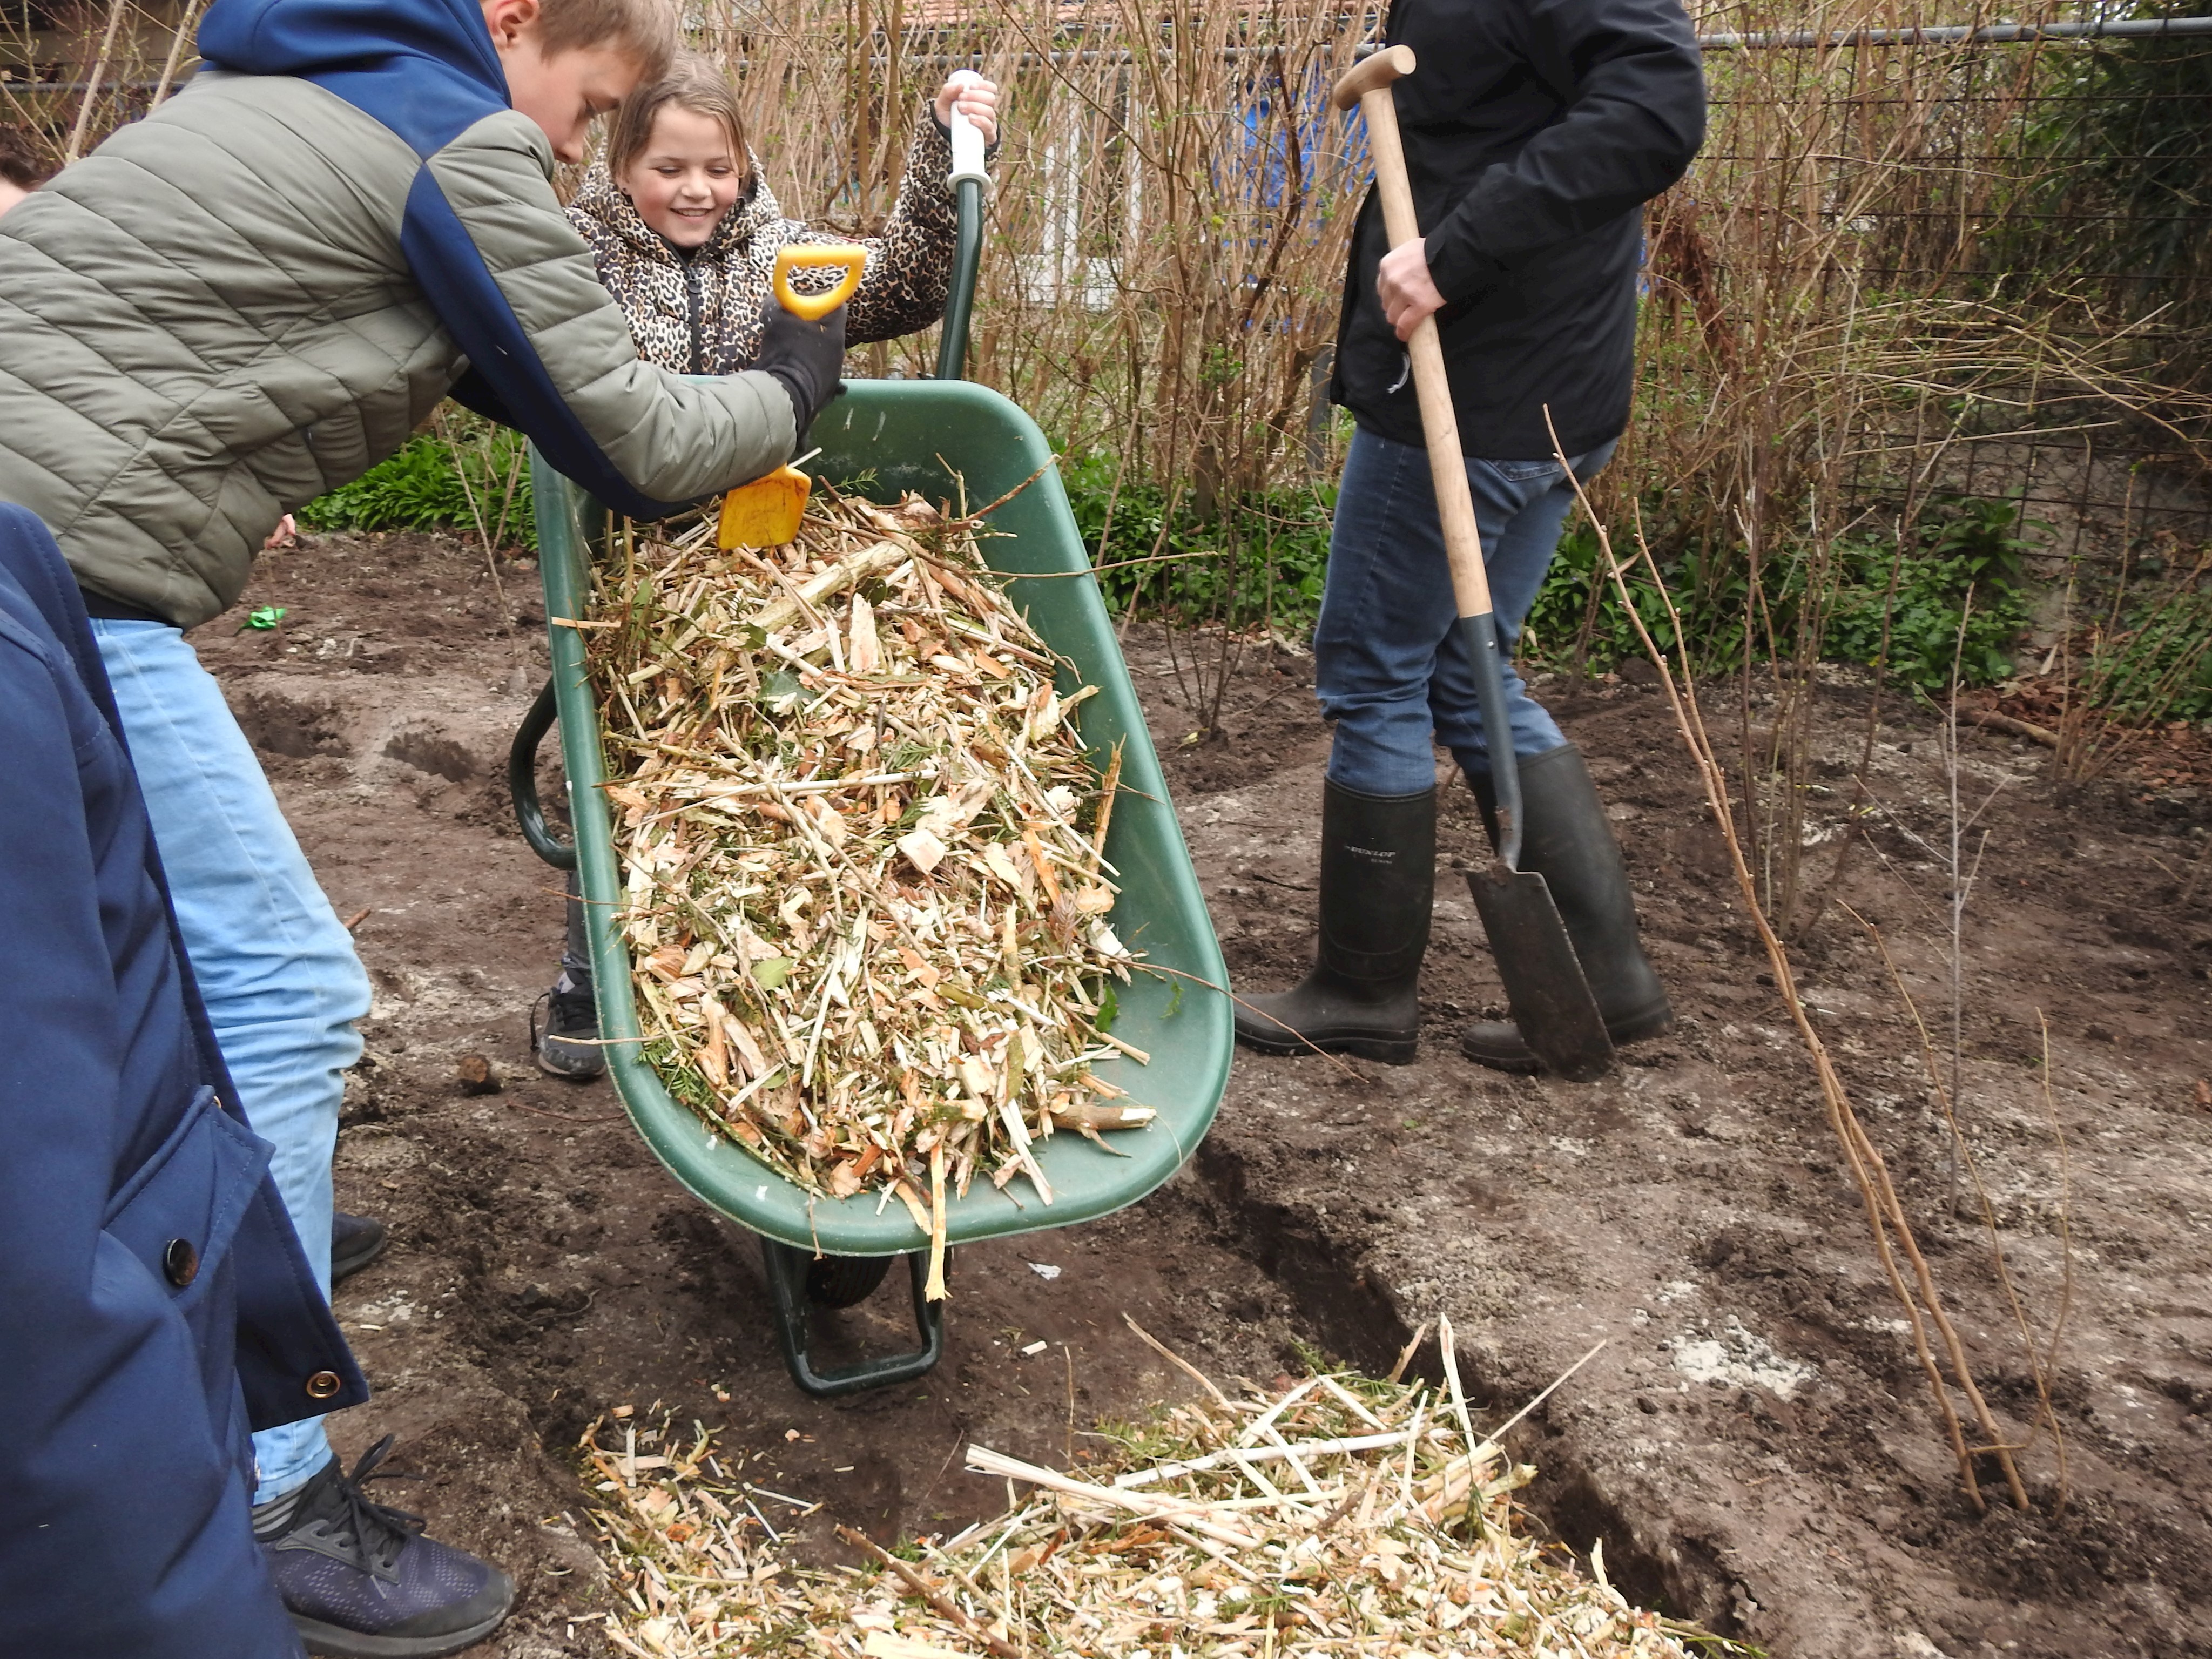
[507,383,1231,1399]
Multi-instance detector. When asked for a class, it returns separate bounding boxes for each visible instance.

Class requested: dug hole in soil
[201,527,2212,1658]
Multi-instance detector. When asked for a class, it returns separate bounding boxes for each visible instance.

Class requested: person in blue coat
[0,502,373,1658]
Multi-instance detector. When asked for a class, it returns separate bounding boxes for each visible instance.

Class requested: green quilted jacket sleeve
[419,111,795,507]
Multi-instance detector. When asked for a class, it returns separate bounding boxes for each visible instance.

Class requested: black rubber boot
[1233,780,1434,1065]
[1459,744,1672,1071]
[535,871,605,1080]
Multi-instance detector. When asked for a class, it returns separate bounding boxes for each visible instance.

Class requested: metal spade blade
[1458,610,1616,1083]
[1464,864,1615,1082]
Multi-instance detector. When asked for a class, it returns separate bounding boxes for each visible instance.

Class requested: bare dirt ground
[200,527,2212,1658]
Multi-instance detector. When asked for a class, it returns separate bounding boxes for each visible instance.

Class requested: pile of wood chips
[587,491,1145,1297]
[582,1325,1713,1658]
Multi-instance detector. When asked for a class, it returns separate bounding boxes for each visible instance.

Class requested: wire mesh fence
[1673,9,2212,578]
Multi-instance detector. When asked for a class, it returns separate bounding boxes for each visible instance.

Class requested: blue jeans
[1314,427,1615,796]
[93,619,371,1503]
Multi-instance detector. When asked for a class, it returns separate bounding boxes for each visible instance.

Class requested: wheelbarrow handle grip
[945,67,990,185]
[772,244,867,322]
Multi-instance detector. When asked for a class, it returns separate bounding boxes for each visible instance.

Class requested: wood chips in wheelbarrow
[586,489,1145,1298]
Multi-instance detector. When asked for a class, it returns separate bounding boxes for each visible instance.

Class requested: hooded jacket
[0,502,365,1658]
[571,109,965,376]
[0,0,796,630]
[1331,0,1706,459]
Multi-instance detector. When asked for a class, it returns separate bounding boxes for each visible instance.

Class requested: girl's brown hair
[605,52,753,191]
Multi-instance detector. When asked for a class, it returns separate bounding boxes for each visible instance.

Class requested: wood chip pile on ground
[582,1332,1720,1657]
[587,493,1144,1294]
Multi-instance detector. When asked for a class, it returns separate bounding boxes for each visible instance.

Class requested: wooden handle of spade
[1332,46,1530,868]
[1329,46,1493,626]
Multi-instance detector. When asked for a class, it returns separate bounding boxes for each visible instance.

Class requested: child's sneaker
[534,970,605,1080]
[254,1438,514,1658]
[331,1211,388,1286]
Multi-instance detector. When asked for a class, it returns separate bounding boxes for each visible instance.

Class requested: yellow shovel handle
[772,244,867,321]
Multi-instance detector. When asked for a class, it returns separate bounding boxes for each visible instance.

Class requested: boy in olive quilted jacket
[0,0,848,1653]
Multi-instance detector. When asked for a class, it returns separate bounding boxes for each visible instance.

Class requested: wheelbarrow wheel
[805,1253,895,1308]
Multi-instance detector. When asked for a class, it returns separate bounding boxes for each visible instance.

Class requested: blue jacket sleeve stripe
[400,169,693,522]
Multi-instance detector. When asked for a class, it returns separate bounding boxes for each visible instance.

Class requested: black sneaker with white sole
[254,1437,514,1658]
[534,970,604,1080]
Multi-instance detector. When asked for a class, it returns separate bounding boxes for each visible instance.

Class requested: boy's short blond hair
[605,52,752,190]
[537,0,678,80]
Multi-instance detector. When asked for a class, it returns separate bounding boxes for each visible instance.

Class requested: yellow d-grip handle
[772,244,866,321]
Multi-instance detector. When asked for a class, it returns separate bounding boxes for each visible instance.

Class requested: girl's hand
[933,75,1000,146]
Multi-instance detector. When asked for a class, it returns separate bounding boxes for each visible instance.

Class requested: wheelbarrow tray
[532,379,1231,1256]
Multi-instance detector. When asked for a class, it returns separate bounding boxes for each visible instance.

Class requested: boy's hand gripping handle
[772,245,867,322]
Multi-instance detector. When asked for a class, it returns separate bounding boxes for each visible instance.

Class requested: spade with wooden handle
[1330,46,1614,1081]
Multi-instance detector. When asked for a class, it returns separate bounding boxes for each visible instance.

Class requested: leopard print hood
[568,109,968,377]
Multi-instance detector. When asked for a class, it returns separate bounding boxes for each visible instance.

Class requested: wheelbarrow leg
[759,1239,945,1399]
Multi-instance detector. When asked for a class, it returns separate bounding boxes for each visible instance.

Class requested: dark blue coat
[0,504,367,1659]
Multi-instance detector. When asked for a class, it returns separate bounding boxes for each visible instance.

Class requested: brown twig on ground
[1547,410,2028,1513]
[1388,1320,1431,1384]
[2036,1010,2077,1512]
[1122,1312,1233,1407]
[505,1097,627,1126]
[1960,709,2060,747]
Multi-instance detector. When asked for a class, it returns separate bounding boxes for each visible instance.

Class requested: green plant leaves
[1528,490,2041,693]
[298,407,539,550]
[1062,450,1334,634]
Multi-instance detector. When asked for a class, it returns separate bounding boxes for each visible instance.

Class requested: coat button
[305,1371,343,1400]
[162,1238,199,1287]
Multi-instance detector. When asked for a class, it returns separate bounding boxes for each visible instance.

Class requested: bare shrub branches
[1549,409,2053,1512]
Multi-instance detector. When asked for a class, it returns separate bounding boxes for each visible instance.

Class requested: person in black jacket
[1235,0,1705,1069]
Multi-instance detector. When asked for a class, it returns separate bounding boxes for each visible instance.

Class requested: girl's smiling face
[617,105,744,248]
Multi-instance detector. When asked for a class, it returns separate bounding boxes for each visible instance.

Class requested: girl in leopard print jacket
[569,54,1000,377]
[535,57,999,1082]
